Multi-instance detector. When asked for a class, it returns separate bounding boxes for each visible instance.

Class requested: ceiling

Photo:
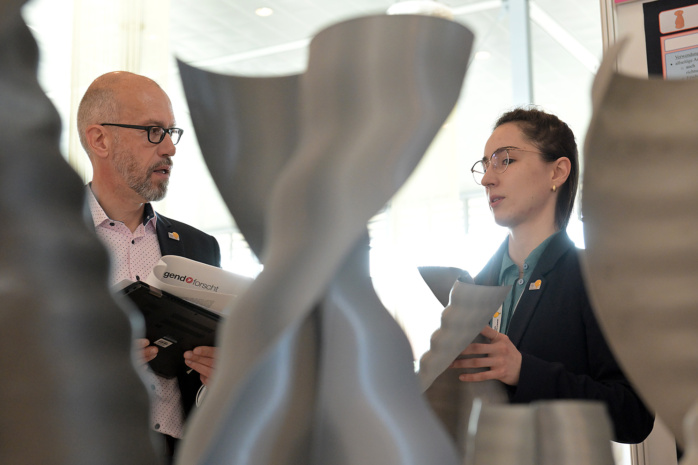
[164,0,604,175]
[19,0,604,160]
[168,0,602,78]
[167,0,603,168]
[19,0,603,245]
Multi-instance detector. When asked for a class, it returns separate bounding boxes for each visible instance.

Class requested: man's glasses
[101,123,183,145]
[470,147,543,185]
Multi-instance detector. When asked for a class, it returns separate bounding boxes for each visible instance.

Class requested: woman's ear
[85,124,109,159]
[552,156,571,188]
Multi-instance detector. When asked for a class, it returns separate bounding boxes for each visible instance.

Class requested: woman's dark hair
[494,107,579,230]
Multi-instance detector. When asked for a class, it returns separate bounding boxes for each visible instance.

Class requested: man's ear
[85,124,110,159]
[552,156,571,187]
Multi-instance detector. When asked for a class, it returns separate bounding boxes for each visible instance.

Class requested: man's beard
[113,148,171,202]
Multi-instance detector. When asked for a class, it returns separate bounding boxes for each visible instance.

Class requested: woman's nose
[480,163,496,186]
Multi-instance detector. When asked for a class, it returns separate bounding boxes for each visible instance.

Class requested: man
[77,71,218,459]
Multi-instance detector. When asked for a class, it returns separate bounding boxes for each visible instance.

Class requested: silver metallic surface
[0,3,158,464]
[465,401,536,465]
[312,234,460,464]
[464,400,614,465]
[582,41,698,448]
[177,13,473,465]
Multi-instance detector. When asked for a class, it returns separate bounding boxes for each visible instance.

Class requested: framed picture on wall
[643,0,698,78]
[601,0,698,79]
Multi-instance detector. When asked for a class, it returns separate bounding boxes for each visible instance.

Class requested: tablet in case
[119,281,221,379]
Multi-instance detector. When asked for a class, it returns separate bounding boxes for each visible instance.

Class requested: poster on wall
[644,0,698,78]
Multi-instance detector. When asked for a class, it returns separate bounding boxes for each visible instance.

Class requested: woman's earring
[552,185,557,192]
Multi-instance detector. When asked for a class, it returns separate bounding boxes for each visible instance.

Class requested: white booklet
[144,255,254,314]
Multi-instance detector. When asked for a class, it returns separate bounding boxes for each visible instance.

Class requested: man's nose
[159,134,176,156]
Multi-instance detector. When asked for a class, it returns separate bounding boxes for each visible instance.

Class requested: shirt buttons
[518,278,524,285]
[131,239,135,245]
[109,222,115,226]
[154,423,160,430]
[523,263,529,270]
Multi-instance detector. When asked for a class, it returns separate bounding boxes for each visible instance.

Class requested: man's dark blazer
[155,212,221,418]
[475,231,654,444]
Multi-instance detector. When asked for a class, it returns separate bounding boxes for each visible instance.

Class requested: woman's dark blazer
[474,231,654,444]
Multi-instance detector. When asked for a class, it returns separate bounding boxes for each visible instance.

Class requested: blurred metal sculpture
[582,42,698,449]
[535,401,615,465]
[312,233,459,464]
[0,2,158,464]
[464,401,536,465]
[683,403,698,465]
[464,400,614,465]
[173,67,301,258]
[177,13,473,465]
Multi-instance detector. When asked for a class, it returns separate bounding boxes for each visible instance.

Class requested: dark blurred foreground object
[0,2,159,464]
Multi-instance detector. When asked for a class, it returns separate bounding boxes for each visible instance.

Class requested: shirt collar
[499,249,519,284]
[499,230,562,283]
[143,202,156,226]
[86,184,158,228]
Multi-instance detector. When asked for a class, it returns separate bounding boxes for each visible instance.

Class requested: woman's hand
[450,326,522,385]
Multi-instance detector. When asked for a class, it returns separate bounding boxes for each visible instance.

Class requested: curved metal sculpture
[535,401,614,465]
[312,233,460,464]
[0,3,158,464]
[177,13,473,465]
[465,401,536,465]
[464,400,614,465]
[582,42,698,448]
[683,402,698,464]
[173,66,301,258]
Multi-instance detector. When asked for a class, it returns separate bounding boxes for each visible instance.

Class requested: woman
[451,108,654,444]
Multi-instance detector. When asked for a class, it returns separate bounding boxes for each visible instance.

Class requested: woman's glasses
[471,147,544,185]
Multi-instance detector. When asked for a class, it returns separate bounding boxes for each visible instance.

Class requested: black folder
[119,281,221,378]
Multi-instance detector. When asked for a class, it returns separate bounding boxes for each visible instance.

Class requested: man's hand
[184,346,216,385]
[135,338,158,366]
[449,326,522,386]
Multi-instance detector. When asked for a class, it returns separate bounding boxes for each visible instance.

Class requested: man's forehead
[115,87,175,124]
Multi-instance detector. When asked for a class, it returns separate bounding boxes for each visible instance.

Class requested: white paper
[144,255,253,313]
[418,281,511,391]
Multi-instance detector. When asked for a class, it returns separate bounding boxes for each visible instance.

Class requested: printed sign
[644,0,698,79]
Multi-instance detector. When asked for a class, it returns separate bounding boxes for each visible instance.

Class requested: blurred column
[506,0,533,105]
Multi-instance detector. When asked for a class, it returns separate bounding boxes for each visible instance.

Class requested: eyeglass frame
[100,123,183,145]
[470,146,544,185]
